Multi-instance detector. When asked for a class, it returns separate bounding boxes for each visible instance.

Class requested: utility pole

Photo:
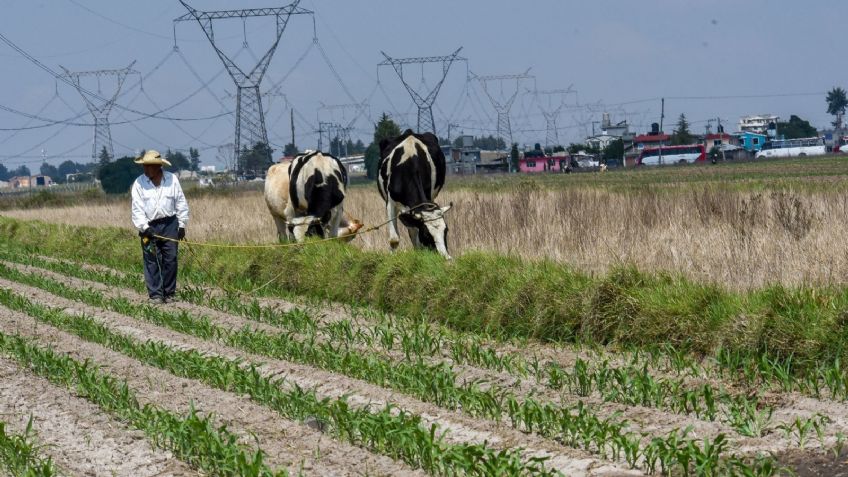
[60,62,138,163]
[659,97,665,166]
[535,87,574,150]
[290,108,296,154]
[379,48,465,135]
[175,1,313,178]
[472,68,534,149]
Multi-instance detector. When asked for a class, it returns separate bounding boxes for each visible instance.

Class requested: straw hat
[134,150,172,167]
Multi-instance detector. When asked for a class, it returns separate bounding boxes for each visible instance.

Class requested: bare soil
[0,305,423,477]
[0,358,198,477]
[9,258,848,475]
[0,275,638,476]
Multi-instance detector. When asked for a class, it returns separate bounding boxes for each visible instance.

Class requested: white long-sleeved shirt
[130,171,189,232]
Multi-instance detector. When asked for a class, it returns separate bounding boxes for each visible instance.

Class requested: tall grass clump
[4,216,848,374]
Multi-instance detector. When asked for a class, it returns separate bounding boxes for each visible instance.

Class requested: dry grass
[6,180,848,290]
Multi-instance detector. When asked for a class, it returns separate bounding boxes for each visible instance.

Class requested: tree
[165,149,190,172]
[98,146,111,166]
[602,139,624,160]
[509,143,520,172]
[0,163,8,181]
[97,156,137,194]
[11,165,30,178]
[826,87,847,129]
[238,142,274,177]
[365,113,401,180]
[567,143,586,154]
[189,147,200,172]
[39,162,60,183]
[776,115,817,139]
[57,160,79,181]
[283,143,299,157]
[671,114,693,145]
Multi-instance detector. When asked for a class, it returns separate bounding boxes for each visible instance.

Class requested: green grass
[1,249,801,436]
[449,155,848,193]
[0,418,56,477]
[2,216,848,376]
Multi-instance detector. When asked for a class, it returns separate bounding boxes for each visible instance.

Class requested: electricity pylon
[60,62,138,162]
[472,69,533,149]
[379,48,464,135]
[535,86,575,149]
[175,1,313,176]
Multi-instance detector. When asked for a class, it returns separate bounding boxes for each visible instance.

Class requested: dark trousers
[142,215,178,299]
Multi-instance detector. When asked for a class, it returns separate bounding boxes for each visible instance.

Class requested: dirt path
[0,357,198,477]
[0,305,424,477]
[0,275,639,476]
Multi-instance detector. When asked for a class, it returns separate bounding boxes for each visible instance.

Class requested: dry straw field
[4,158,848,475]
[6,157,848,290]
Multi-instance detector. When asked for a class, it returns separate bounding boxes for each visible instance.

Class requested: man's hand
[139,228,154,240]
[178,227,186,240]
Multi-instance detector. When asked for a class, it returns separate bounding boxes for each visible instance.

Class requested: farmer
[130,150,189,304]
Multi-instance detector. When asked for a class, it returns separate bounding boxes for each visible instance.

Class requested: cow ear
[440,202,453,214]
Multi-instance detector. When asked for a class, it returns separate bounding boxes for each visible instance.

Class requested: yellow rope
[151,224,382,249]
[148,201,444,250]
[144,202,447,295]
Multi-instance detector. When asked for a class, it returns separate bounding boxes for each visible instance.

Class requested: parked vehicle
[637,145,706,166]
[755,137,827,159]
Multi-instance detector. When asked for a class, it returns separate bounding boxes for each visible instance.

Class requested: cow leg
[326,206,343,238]
[283,203,297,241]
[272,215,288,242]
[386,201,400,250]
[407,226,421,248]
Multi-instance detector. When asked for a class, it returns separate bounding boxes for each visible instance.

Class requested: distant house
[634,133,671,149]
[9,175,53,188]
[518,153,570,173]
[586,134,619,151]
[8,176,29,188]
[736,131,768,152]
[0,180,9,189]
[739,115,779,134]
[704,133,738,150]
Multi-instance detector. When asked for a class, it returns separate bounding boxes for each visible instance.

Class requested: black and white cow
[378,129,452,259]
[283,151,348,241]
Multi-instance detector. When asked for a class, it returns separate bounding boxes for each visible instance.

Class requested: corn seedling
[0,417,57,477]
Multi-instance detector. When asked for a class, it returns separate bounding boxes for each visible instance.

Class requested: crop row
[0,263,779,476]
[14,248,848,406]
[0,330,285,477]
[0,418,56,477]
[0,286,555,476]
[4,249,531,375]
[0,253,806,438]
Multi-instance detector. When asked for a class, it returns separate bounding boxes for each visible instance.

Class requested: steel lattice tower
[176,1,313,176]
[473,69,533,149]
[60,62,138,162]
[379,48,464,135]
[535,87,575,149]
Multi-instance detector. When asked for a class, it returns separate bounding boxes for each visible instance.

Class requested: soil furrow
[0,275,639,476]
[0,357,198,477]
[0,304,422,477]
[22,256,848,463]
[5,262,807,446]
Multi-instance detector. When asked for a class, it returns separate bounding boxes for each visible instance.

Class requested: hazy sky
[0,0,845,168]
